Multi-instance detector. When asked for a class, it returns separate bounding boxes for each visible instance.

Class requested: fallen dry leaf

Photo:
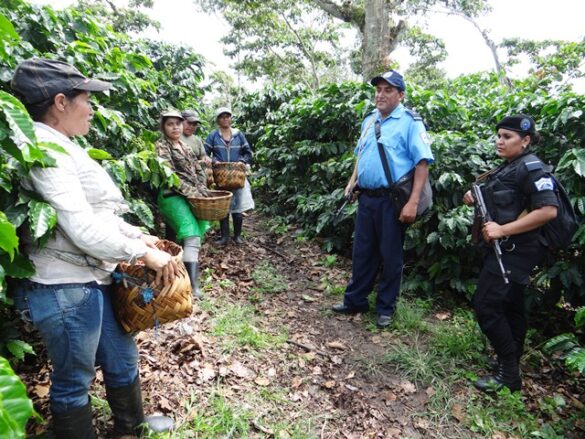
[291,376,303,389]
[199,363,216,381]
[383,391,397,402]
[34,385,49,398]
[229,361,254,379]
[451,403,466,422]
[435,311,451,321]
[322,380,336,389]
[387,427,402,437]
[415,418,430,430]
[255,377,270,386]
[326,340,347,350]
[400,380,416,394]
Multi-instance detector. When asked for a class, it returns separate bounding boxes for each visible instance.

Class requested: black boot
[52,400,96,439]
[475,356,522,393]
[184,261,202,299]
[232,213,244,245]
[487,342,523,372]
[106,377,173,436]
[215,218,230,246]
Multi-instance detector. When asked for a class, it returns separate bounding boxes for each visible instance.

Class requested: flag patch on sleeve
[534,177,554,191]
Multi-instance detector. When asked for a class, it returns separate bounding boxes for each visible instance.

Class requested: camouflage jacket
[156,137,209,198]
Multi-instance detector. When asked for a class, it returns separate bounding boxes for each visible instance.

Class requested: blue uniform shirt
[355,104,434,189]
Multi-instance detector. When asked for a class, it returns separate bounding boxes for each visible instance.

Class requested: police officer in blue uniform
[331,70,434,328]
[463,115,558,392]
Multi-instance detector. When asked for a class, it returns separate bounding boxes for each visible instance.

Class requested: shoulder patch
[420,131,432,145]
[523,159,543,172]
[534,177,554,191]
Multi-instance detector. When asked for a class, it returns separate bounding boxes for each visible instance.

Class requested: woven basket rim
[212,161,246,168]
[189,190,233,201]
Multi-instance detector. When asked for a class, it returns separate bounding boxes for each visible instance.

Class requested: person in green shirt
[181,109,209,162]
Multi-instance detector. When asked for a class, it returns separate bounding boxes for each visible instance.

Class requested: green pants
[157,192,210,241]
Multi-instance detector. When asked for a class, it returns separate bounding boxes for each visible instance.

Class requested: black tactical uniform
[474,151,558,390]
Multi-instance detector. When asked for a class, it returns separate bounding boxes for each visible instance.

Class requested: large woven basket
[200,161,214,188]
[112,240,192,333]
[212,162,246,190]
[188,190,233,221]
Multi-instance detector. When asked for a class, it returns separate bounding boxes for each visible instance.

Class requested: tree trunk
[312,0,406,80]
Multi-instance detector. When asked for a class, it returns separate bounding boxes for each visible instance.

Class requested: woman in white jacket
[10,58,175,438]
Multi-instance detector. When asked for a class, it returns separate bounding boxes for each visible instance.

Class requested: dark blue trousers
[343,194,405,316]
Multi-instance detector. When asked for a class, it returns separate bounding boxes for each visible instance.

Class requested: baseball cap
[181,110,201,123]
[161,109,184,120]
[215,107,232,119]
[11,58,111,105]
[496,114,536,134]
[370,70,406,91]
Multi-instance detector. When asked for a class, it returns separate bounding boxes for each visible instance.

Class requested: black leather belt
[360,187,392,197]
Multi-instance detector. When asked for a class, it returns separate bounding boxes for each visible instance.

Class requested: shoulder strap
[357,112,377,151]
[374,120,394,186]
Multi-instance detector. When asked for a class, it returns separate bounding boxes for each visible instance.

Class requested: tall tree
[196,0,489,84]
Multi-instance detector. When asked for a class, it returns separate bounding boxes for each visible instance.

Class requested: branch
[312,0,365,30]
[429,7,512,89]
[279,12,320,88]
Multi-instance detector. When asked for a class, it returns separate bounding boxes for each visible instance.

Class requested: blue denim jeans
[12,281,139,414]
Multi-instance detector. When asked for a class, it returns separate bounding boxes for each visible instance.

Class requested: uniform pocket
[492,189,519,223]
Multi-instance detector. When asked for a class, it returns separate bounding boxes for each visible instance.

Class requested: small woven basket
[212,162,246,190]
[112,240,192,333]
[200,161,214,188]
[188,190,233,221]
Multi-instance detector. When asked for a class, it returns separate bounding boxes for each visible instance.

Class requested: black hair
[23,88,86,121]
[522,130,542,146]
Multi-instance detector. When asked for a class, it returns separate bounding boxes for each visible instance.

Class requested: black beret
[496,114,536,134]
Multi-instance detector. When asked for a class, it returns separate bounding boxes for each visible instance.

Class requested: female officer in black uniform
[463,114,558,392]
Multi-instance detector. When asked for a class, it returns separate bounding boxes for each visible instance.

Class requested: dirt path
[17,212,585,438]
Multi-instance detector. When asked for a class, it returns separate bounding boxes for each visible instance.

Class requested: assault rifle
[333,186,359,225]
[471,183,509,284]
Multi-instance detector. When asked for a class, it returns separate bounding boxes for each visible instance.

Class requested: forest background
[0,0,584,437]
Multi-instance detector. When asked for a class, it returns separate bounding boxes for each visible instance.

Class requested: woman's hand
[140,234,160,249]
[463,190,475,206]
[141,248,178,286]
[482,221,505,242]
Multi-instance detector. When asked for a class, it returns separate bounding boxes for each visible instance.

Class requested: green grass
[251,261,288,294]
[210,302,287,353]
[429,310,485,364]
[383,336,445,385]
[181,392,252,437]
[391,297,431,333]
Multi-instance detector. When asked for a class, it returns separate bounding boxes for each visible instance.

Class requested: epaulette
[362,109,376,121]
[521,154,544,172]
[404,108,423,121]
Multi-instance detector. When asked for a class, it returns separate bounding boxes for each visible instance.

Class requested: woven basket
[188,190,233,221]
[212,162,246,190]
[112,240,192,333]
[200,161,214,187]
